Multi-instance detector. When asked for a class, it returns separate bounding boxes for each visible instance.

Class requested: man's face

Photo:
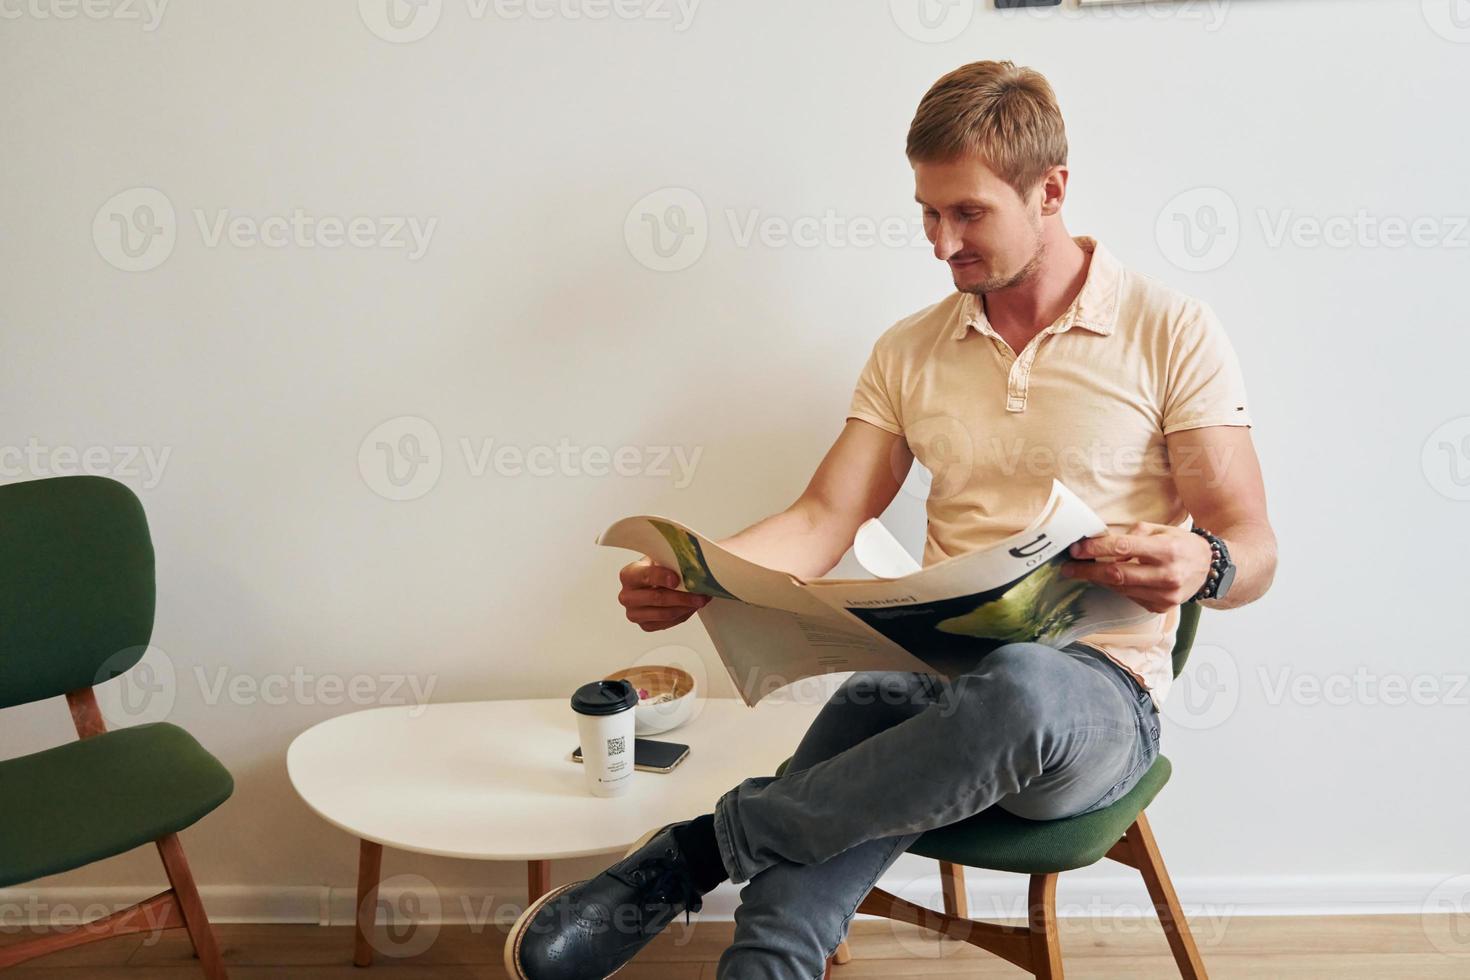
[913,153,1045,295]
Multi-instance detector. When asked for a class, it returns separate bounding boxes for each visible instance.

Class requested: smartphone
[572,738,690,773]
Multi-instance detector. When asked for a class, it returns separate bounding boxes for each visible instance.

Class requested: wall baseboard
[1,872,1454,933]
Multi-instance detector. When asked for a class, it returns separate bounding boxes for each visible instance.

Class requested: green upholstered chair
[782,603,1209,980]
[0,476,234,976]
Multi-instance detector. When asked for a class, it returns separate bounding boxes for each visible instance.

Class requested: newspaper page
[594,513,934,705]
[596,479,1153,705]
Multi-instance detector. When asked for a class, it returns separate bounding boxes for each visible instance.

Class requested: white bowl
[602,665,697,736]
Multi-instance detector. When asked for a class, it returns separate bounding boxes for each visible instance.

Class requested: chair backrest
[1171,601,1202,680]
[0,476,156,710]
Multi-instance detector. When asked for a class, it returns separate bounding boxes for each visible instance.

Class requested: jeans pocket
[1137,687,1161,745]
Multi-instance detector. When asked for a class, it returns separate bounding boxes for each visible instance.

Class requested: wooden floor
[3,914,1467,978]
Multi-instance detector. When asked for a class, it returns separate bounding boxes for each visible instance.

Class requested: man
[506,59,1276,980]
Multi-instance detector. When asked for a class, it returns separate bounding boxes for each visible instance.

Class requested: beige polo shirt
[846,236,1253,708]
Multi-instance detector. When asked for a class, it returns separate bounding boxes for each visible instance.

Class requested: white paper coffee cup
[571,679,638,797]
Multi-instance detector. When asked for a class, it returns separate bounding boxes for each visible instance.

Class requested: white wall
[4,0,1469,930]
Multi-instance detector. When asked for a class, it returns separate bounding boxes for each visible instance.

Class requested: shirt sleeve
[1162,303,1254,434]
[846,339,904,436]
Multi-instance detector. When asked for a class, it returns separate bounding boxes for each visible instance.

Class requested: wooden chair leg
[0,892,184,970]
[823,935,855,976]
[1127,813,1208,979]
[354,838,384,968]
[939,860,969,918]
[155,833,228,980]
[939,860,969,939]
[825,934,853,974]
[1027,873,1063,980]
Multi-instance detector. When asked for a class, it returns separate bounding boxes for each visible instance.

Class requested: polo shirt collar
[951,236,1122,341]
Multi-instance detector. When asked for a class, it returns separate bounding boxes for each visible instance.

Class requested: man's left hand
[1060,521,1213,614]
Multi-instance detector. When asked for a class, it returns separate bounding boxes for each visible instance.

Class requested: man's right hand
[618,556,711,632]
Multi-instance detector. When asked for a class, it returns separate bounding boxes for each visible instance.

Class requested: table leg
[527,859,551,903]
[354,839,384,968]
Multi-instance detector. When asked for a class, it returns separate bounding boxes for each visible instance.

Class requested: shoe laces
[630,854,703,933]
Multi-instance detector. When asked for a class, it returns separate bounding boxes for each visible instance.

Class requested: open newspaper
[596,480,1153,706]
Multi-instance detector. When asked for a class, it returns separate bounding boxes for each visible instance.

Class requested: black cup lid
[571,679,638,716]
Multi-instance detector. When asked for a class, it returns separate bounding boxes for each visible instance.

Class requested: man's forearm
[1202,519,1277,610]
[713,501,852,582]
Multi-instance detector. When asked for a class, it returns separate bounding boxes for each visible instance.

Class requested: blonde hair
[906,60,1068,199]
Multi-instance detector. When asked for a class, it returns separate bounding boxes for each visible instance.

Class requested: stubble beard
[956,223,1046,297]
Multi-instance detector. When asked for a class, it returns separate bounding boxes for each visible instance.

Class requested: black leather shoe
[504,821,705,980]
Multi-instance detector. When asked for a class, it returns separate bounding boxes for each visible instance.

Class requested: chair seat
[0,722,233,887]
[775,754,1171,875]
[909,755,1171,873]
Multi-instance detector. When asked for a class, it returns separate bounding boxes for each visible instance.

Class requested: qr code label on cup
[609,736,626,755]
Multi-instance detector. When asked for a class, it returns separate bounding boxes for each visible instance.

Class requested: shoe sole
[502,822,681,980]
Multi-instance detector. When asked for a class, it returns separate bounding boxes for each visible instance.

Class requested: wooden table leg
[527,859,551,904]
[354,839,384,968]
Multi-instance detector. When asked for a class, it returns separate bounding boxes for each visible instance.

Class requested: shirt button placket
[1007,348,1035,412]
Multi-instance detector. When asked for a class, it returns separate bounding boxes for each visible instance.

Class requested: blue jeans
[710,640,1162,980]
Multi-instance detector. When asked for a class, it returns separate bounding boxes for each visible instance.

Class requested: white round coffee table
[287,696,824,966]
